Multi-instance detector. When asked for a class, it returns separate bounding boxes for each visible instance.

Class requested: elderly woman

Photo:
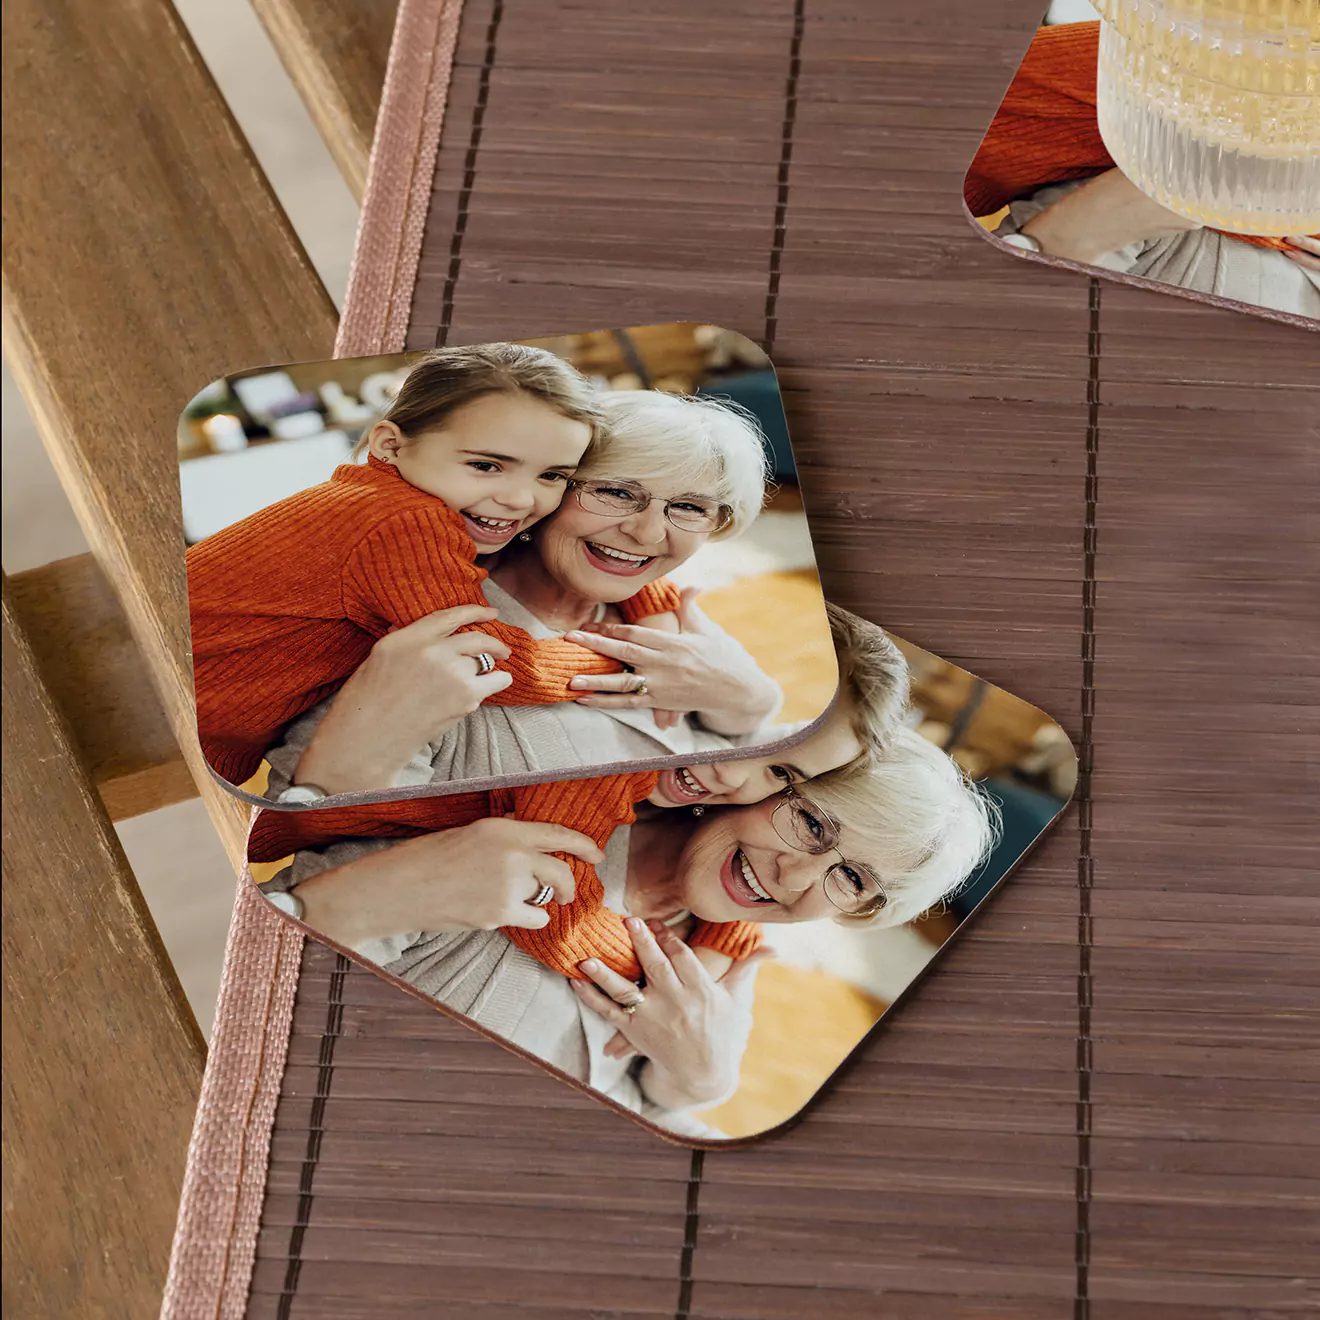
[253,610,995,1135]
[256,721,995,1137]
[268,388,801,803]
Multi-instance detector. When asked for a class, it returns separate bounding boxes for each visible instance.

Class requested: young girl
[187,344,680,790]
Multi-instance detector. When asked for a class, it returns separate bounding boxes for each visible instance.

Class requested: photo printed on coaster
[965,11,1319,325]
[246,605,1075,1144]
[178,325,839,808]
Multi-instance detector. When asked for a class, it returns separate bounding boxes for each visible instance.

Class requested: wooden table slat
[8,554,196,820]
[1,577,206,1317]
[250,0,398,199]
[1,0,344,865]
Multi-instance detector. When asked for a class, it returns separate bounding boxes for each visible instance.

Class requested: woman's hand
[291,817,603,947]
[293,604,514,795]
[571,917,765,1110]
[1283,235,1320,273]
[564,590,781,736]
[1018,167,1201,265]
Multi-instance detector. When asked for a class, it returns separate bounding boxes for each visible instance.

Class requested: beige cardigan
[264,824,755,1139]
[1000,181,1320,318]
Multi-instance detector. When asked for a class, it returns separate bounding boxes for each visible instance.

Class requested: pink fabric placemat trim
[160,874,302,1320]
[161,3,463,1314]
[337,0,464,358]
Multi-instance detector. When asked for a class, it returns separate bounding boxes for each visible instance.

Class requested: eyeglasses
[570,478,733,534]
[770,787,889,917]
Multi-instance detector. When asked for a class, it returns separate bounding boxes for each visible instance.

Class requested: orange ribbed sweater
[965,23,1308,254]
[187,455,678,784]
[248,772,764,981]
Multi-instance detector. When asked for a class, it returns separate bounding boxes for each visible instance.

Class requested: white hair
[806,725,1001,927]
[582,389,771,539]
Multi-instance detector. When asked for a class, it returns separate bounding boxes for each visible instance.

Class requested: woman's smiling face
[674,796,864,926]
[532,472,715,603]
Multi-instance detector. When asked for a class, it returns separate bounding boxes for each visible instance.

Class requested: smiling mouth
[583,540,656,576]
[463,511,522,541]
[721,847,775,908]
[658,766,709,804]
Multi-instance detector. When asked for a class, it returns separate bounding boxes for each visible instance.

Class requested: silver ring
[475,652,496,675]
[619,992,646,1015]
[632,676,648,697]
[527,884,554,908]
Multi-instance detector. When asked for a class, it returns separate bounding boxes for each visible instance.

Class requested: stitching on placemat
[762,0,806,355]
[383,19,446,345]
[674,1149,705,1320]
[437,0,504,347]
[1075,276,1101,1320]
[276,953,351,1319]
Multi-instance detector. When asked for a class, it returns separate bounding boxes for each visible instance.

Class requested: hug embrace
[186,340,998,1135]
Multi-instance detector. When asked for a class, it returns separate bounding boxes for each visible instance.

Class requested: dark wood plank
[8,554,195,821]
[1,577,206,1318]
[1082,282,1320,1314]
[251,0,399,198]
[1,0,343,864]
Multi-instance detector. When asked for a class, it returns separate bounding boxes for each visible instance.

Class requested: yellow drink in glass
[1094,0,1320,234]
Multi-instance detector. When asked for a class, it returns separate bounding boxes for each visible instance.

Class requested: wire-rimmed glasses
[570,478,733,534]
[770,787,889,917]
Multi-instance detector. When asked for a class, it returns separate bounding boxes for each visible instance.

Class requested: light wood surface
[8,555,196,821]
[252,0,398,198]
[1,0,342,865]
[2,578,207,1318]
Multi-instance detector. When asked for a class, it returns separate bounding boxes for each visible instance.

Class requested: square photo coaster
[245,605,1074,1144]
[179,324,840,808]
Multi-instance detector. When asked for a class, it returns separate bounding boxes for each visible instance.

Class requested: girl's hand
[292,817,603,946]
[293,604,513,795]
[565,590,781,736]
[571,917,765,1110]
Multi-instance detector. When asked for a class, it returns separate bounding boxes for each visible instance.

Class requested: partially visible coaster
[963,19,1320,328]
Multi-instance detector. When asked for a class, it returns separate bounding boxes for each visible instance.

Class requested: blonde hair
[582,390,771,540]
[806,725,999,926]
[827,603,910,771]
[353,343,604,457]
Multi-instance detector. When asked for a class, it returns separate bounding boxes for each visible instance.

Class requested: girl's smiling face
[369,391,592,552]
[532,471,716,603]
[649,699,864,811]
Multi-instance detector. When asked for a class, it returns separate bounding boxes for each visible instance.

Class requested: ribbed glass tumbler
[1094,0,1320,235]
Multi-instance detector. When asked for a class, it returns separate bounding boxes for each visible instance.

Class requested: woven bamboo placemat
[247,2,1319,1315]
